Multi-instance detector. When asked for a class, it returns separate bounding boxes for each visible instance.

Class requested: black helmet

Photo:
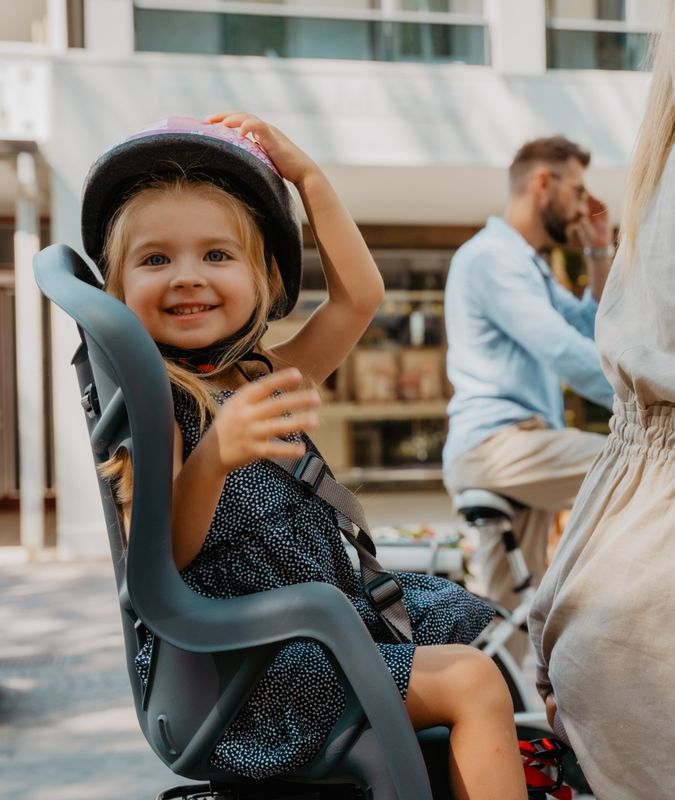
[81,116,302,319]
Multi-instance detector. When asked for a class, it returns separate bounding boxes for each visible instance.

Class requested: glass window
[547,28,650,70]
[135,8,487,64]
[547,0,625,20]
[398,0,483,12]
[391,21,485,62]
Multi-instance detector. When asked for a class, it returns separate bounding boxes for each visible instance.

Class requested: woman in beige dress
[528,6,675,799]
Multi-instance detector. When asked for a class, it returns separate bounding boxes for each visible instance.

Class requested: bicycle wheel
[486,651,528,713]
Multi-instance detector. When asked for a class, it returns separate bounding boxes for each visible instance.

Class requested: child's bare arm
[208,112,385,384]
[171,369,320,569]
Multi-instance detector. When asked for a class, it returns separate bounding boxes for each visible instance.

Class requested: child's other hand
[207,112,318,185]
[212,368,320,473]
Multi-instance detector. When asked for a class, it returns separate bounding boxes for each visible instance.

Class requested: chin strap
[154,316,268,375]
[270,441,413,644]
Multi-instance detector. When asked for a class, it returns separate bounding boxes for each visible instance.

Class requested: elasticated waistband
[607,400,675,461]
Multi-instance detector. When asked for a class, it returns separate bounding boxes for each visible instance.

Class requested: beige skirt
[530,401,675,800]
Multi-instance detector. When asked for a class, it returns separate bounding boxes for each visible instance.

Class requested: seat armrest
[139,581,432,799]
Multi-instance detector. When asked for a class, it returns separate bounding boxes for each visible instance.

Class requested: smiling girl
[84,112,528,800]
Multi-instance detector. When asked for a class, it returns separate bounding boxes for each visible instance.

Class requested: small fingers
[254,411,320,441]
[253,388,321,420]
[239,368,305,401]
[207,112,269,145]
[256,438,307,462]
[207,111,249,126]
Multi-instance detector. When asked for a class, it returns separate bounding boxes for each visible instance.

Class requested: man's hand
[571,193,612,250]
[572,193,613,301]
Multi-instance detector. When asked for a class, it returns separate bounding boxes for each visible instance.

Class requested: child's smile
[121,187,258,348]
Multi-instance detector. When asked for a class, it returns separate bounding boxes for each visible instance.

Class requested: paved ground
[0,488,592,800]
[0,557,195,800]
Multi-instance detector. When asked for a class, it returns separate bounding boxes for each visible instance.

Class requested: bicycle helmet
[81,116,302,319]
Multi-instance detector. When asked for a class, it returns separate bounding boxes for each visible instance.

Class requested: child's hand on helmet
[210,368,320,474]
[207,112,318,185]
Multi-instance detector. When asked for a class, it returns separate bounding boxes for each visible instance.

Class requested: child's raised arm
[208,113,385,384]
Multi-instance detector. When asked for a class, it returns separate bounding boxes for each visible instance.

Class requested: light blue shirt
[443,216,614,466]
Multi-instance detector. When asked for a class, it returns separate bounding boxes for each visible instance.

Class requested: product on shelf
[398,346,446,400]
[350,347,399,402]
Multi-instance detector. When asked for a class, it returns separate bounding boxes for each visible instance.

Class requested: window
[0,0,48,44]
[546,0,657,70]
[133,1,488,64]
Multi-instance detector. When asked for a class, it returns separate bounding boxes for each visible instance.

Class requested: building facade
[0,0,662,556]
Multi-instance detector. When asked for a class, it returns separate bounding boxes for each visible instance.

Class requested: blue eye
[145,253,168,266]
[205,250,229,263]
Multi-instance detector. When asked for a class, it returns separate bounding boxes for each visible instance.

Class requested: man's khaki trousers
[444,418,605,664]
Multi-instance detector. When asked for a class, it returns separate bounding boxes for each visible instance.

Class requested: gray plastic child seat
[34,243,453,800]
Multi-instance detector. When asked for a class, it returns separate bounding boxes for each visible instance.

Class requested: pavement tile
[0,559,195,800]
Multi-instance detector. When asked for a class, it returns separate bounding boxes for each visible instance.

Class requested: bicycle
[455,488,592,796]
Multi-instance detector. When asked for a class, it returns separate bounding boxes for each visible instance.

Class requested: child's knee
[408,645,513,727]
[450,647,514,715]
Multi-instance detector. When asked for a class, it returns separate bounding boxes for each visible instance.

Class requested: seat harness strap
[271,445,413,644]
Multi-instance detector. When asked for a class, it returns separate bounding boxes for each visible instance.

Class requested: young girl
[83,112,528,800]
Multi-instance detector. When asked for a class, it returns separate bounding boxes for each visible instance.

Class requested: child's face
[120,187,258,349]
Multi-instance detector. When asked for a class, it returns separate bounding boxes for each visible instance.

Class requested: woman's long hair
[98,175,286,513]
[620,0,675,258]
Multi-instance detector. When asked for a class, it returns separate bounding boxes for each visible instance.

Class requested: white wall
[50,51,651,220]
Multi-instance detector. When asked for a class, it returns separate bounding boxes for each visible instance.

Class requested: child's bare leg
[405,644,527,800]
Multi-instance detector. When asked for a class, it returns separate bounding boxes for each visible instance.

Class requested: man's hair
[509,136,591,193]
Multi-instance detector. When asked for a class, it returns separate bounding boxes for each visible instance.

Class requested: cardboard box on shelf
[398,347,446,401]
[350,347,399,402]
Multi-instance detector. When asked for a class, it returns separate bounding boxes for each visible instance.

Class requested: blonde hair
[620,1,675,258]
[98,175,286,507]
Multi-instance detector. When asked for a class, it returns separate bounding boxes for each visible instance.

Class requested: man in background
[443,136,615,663]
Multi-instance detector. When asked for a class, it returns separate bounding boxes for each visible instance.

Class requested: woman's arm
[208,113,385,385]
[170,369,320,569]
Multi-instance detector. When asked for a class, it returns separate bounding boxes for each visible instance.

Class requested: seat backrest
[34,243,435,798]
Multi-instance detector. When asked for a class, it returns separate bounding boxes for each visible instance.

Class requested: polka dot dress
[135,387,495,779]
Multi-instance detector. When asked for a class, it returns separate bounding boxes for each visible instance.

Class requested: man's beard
[541,200,571,245]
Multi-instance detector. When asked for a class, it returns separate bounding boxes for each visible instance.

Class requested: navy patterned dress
[136,388,495,779]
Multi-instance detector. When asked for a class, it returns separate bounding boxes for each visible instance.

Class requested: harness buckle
[364,574,404,612]
[293,451,326,491]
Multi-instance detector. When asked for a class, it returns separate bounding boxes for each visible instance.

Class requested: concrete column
[84,0,135,54]
[47,0,69,52]
[14,151,46,556]
[49,168,108,559]
[485,0,547,75]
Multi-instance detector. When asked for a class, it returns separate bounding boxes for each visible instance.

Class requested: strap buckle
[293,451,326,491]
[364,574,404,612]
[520,738,571,799]
[80,382,100,419]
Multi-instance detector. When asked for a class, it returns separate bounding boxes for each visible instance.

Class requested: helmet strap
[154,315,269,375]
